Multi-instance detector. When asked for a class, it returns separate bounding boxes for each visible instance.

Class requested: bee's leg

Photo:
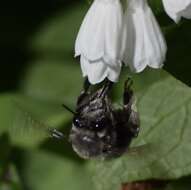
[123,78,140,138]
[82,77,91,94]
[123,78,133,107]
[99,79,114,98]
[77,77,91,104]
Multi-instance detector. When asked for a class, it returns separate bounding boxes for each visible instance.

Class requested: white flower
[75,0,123,84]
[162,0,191,23]
[122,0,167,73]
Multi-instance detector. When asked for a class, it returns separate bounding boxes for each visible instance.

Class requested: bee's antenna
[49,128,65,140]
[99,80,114,98]
[62,104,76,115]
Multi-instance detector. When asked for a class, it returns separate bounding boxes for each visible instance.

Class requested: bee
[52,78,140,159]
[9,77,139,160]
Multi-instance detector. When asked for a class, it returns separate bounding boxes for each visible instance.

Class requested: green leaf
[2,62,191,190]
[29,2,88,57]
[20,61,83,106]
[0,61,82,148]
[0,93,70,148]
[21,150,93,190]
[0,1,190,189]
[88,70,191,190]
[0,164,22,190]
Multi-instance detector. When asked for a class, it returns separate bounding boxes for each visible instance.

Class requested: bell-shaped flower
[162,0,191,23]
[75,0,123,84]
[122,0,167,73]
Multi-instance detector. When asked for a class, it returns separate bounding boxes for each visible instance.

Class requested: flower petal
[75,0,105,60]
[75,0,123,84]
[122,0,167,72]
[75,0,123,62]
[162,0,191,23]
[104,0,123,65]
[80,56,121,84]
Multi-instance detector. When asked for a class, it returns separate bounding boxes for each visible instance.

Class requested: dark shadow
[0,134,11,172]
[167,175,191,189]
[147,9,191,87]
[122,175,191,190]
[11,147,30,190]
[0,0,82,92]
[164,20,191,86]
[0,134,18,187]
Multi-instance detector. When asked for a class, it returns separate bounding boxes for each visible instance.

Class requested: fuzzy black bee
[64,79,140,159]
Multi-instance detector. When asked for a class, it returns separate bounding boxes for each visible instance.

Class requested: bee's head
[69,114,116,159]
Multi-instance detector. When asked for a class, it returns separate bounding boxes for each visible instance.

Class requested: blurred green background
[1,0,191,190]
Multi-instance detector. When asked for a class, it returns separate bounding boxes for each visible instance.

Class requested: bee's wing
[8,112,65,146]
